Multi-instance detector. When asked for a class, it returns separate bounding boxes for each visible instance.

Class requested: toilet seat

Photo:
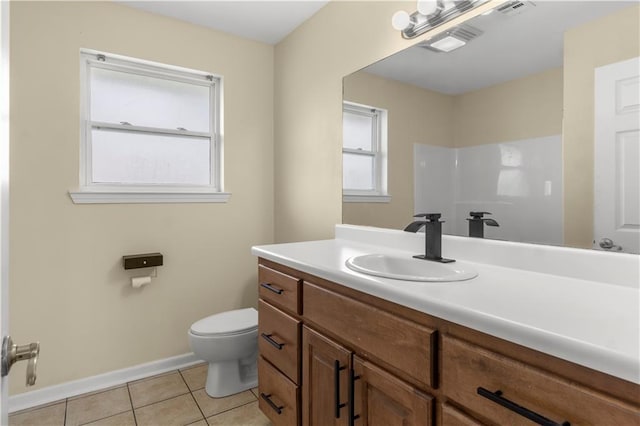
[190,307,258,337]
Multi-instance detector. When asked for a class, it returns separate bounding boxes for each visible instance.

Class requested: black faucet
[403,213,455,263]
[466,211,499,238]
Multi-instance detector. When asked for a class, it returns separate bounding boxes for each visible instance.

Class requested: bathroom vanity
[253,225,640,425]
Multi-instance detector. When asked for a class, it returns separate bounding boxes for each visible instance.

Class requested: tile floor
[9,363,271,426]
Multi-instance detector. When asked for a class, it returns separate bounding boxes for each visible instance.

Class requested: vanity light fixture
[392,0,490,39]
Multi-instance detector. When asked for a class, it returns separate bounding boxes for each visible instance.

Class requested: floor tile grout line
[126,380,138,426]
[187,392,207,424]
[64,398,68,426]
[131,389,192,411]
[75,408,132,426]
[8,399,67,418]
[10,367,207,420]
[128,368,193,410]
[205,399,260,421]
[9,372,265,426]
[179,369,207,423]
[66,384,128,404]
[126,369,180,386]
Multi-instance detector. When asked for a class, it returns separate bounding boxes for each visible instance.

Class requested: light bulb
[443,0,456,10]
[391,10,412,31]
[417,0,438,16]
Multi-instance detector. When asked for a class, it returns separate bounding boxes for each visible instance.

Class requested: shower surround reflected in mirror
[342,1,640,252]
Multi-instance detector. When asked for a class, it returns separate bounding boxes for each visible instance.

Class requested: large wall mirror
[342,0,639,253]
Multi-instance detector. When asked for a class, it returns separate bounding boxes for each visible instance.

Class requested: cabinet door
[302,326,351,426]
[353,356,433,426]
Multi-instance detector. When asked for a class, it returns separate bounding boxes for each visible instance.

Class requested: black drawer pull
[334,360,347,418]
[477,387,570,426]
[260,282,283,294]
[260,392,284,415]
[261,333,285,350]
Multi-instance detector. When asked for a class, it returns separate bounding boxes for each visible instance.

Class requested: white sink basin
[345,254,478,282]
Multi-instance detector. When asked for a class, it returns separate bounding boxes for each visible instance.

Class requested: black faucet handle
[469,211,492,219]
[414,213,442,222]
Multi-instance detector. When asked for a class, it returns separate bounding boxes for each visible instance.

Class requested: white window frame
[69,49,229,204]
[342,101,390,203]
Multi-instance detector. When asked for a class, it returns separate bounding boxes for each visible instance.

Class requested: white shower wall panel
[414,135,563,245]
[413,144,456,235]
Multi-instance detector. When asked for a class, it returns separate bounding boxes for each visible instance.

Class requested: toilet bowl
[188,307,258,398]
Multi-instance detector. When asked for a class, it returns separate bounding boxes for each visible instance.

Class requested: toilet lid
[190,307,258,337]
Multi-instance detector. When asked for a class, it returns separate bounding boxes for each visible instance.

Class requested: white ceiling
[363,1,635,95]
[120,1,329,45]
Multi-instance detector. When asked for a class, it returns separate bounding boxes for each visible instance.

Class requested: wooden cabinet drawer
[440,404,481,426]
[259,299,301,384]
[258,356,299,426]
[442,336,640,425]
[259,264,301,315]
[303,281,436,389]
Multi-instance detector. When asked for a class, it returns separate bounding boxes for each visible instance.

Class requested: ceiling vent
[496,1,536,16]
[419,24,484,53]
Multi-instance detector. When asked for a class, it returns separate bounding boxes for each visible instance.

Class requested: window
[69,50,227,204]
[342,102,390,202]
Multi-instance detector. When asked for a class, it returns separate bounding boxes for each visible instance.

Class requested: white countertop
[252,225,640,385]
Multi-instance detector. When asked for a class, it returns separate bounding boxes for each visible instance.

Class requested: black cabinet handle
[334,360,347,418]
[260,392,284,415]
[477,387,570,426]
[348,368,361,426]
[260,282,283,294]
[261,333,285,350]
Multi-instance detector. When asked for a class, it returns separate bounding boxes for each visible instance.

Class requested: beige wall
[342,67,562,228]
[9,2,273,394]
[343,72,454,229]
[453,67,563,147]
[273,0,501,243]
[563,4,640,248]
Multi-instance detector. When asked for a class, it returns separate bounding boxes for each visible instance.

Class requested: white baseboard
[9,352,201,414]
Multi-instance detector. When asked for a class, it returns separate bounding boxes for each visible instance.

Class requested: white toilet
[188,307,258,398]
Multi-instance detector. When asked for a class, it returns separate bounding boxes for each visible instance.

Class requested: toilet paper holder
[123,253,163,270]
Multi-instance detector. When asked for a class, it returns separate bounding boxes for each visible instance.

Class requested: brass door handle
[1,336,40,386]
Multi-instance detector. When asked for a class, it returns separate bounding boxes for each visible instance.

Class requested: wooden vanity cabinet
[302,324,433,426]
[256,258,640,426]
[441,336,640,425]
[257,264,302,425]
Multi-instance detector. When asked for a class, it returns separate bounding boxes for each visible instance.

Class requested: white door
[1,0,10,421]
[594,56,640,254]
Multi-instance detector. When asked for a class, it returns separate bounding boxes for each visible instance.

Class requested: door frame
[1,0,10,422]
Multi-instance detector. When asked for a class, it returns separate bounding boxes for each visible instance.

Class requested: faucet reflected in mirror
[467,212,499,239]
[342,1,640,254]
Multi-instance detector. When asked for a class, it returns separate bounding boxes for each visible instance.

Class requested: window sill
[343,194,392,203]
[69,190,232,204]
